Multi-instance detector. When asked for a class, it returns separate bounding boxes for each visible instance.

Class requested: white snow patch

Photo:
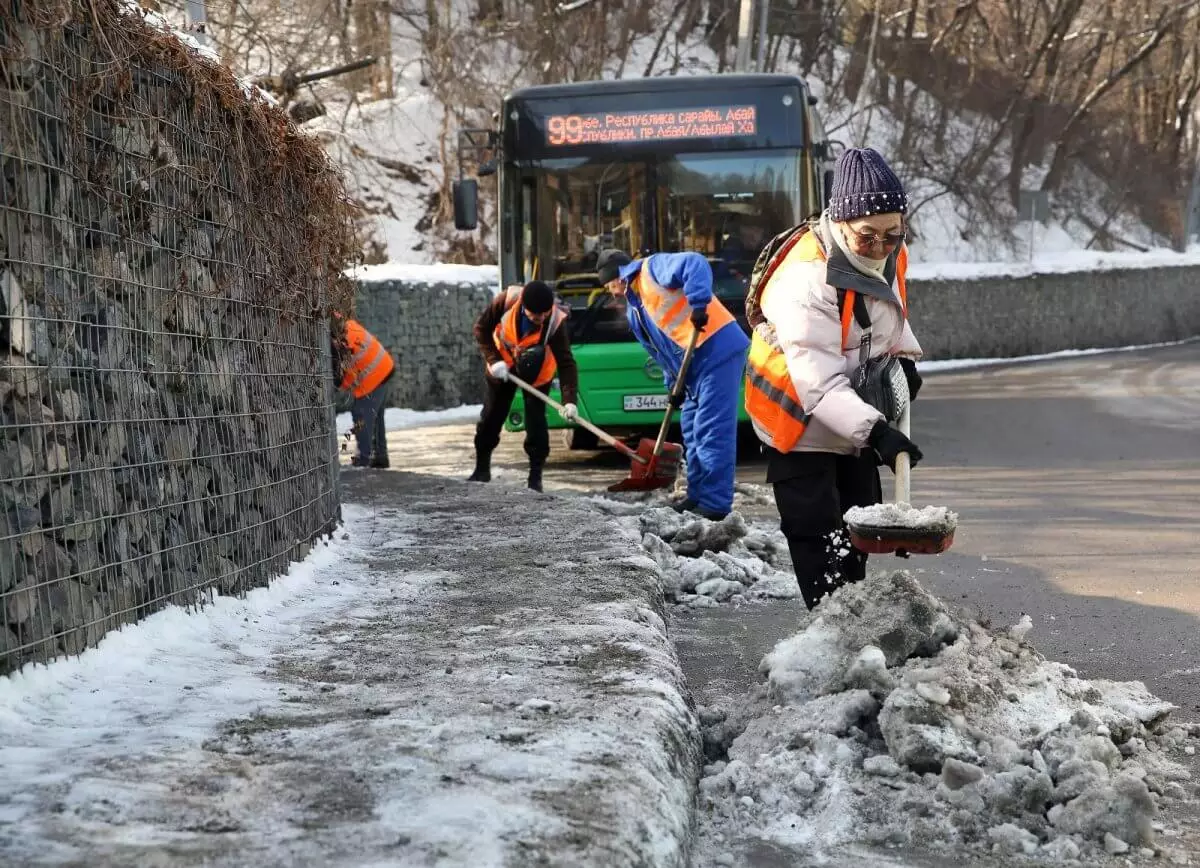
[600,506,799,607]
[117,0,279,107]
[918,337,1198,373]
[683,572,1197,865]
[335,403,482,434]
[351,261,500,288]
[844,503,958,533]
[907,245,1200,281]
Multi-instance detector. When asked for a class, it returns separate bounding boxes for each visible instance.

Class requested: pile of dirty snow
[588,504,798,607]
[691,572,1200,866]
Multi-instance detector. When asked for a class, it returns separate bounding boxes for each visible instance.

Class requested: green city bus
[453,73,836,450]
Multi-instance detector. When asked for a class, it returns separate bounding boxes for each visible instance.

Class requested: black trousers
[475,377,550,465]
[766,447,882,609]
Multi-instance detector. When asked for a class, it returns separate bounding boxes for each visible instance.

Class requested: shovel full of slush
[844,362,957,556]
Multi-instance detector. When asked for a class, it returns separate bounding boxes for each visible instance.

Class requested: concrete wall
[908,265,1200,359]
[351,277,493,411]
[353,264,1200,411]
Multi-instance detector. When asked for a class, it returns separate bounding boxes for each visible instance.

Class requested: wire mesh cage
[1,1,359,675]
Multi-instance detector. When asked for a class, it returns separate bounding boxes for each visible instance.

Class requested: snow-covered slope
[145,1,1185,266]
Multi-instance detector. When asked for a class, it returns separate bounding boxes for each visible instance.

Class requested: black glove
[868,419,923,471]
[690,306,709,333]
[898,357,922,401]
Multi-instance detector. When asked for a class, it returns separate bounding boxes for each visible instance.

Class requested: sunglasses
[851,226,906,249]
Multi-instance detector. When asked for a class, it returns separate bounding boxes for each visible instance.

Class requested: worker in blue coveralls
[596,249,750,521]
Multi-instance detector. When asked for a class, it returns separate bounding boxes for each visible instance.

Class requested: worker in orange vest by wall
[332,316,396,468]
[469,280,579,492]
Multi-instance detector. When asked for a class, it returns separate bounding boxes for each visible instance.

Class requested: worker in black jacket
[469,280,578,492]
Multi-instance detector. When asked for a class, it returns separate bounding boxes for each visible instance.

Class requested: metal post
[756,0,770,71]
[185,0,210,47]
[735,0,755,72]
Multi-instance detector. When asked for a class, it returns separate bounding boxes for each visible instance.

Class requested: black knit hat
[596,249,632,286]
[828,147,908,222]
[521,280,555,314]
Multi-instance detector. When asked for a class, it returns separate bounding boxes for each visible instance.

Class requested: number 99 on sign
[547,115,585,145]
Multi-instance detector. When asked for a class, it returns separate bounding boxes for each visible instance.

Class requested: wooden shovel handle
[506,373,649,465]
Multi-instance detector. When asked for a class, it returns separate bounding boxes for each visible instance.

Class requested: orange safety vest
[631,262,736,349]
[492,286,568,387]
[744,231,908,453]
[339,319,395,399]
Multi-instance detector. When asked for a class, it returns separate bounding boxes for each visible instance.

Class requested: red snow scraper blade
[506,373,679,493]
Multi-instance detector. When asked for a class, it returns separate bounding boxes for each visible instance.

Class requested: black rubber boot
[527,462,544,492]
[667,496,698,513]
[369,455,390,469]
[467,451,491,483]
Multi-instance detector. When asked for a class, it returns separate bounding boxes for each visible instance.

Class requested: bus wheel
[561,427,600,451]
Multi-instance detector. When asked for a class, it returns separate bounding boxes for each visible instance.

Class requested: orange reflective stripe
[633,265,735,348]
[744,331,811,452]
[840,289,855,351]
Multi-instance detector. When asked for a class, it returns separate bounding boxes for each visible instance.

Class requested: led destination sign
[545,105,758,146]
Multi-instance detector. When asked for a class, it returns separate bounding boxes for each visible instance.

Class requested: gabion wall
[1,1,359,674]
[351,275,494,411]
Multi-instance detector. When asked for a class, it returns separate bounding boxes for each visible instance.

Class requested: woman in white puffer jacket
[747,147,925,609]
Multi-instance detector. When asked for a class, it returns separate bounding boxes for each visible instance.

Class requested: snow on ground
[918,337,1199,372]
[0,480,700,867]
[844,502,958,534]
[908,245,1200,280]
[688,571,1200,866]
[335,403,482,435]
[349,261,500,288]
[588,492,800,609]
[590,493,1200,865]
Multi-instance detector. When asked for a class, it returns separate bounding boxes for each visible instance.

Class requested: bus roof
[505,73,811,104]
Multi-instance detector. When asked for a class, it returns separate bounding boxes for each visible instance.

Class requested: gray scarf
[820,211,889,283]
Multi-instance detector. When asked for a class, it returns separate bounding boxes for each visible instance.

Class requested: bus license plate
[623,394,669,411]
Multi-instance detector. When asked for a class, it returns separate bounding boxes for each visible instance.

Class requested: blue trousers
[679,350,743,514]
[351,379,391,461]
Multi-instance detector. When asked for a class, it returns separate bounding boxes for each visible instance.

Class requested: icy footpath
[0,471,701,867]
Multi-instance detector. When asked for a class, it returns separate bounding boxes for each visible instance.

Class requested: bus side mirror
[453,179,479,230]
[823,169,834,208]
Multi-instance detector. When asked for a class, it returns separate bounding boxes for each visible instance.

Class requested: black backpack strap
[835,288,871,329]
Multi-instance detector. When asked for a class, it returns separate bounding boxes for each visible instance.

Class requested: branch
[1055,1,1198,146]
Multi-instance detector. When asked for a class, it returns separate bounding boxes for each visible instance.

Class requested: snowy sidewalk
[0,471,701,867]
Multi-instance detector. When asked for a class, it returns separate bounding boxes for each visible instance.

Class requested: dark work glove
[690,306,709,333]
[898,357,922,401]
[868,419,924,471]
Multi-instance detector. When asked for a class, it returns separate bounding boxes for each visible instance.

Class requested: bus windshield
[515,149,800,288]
